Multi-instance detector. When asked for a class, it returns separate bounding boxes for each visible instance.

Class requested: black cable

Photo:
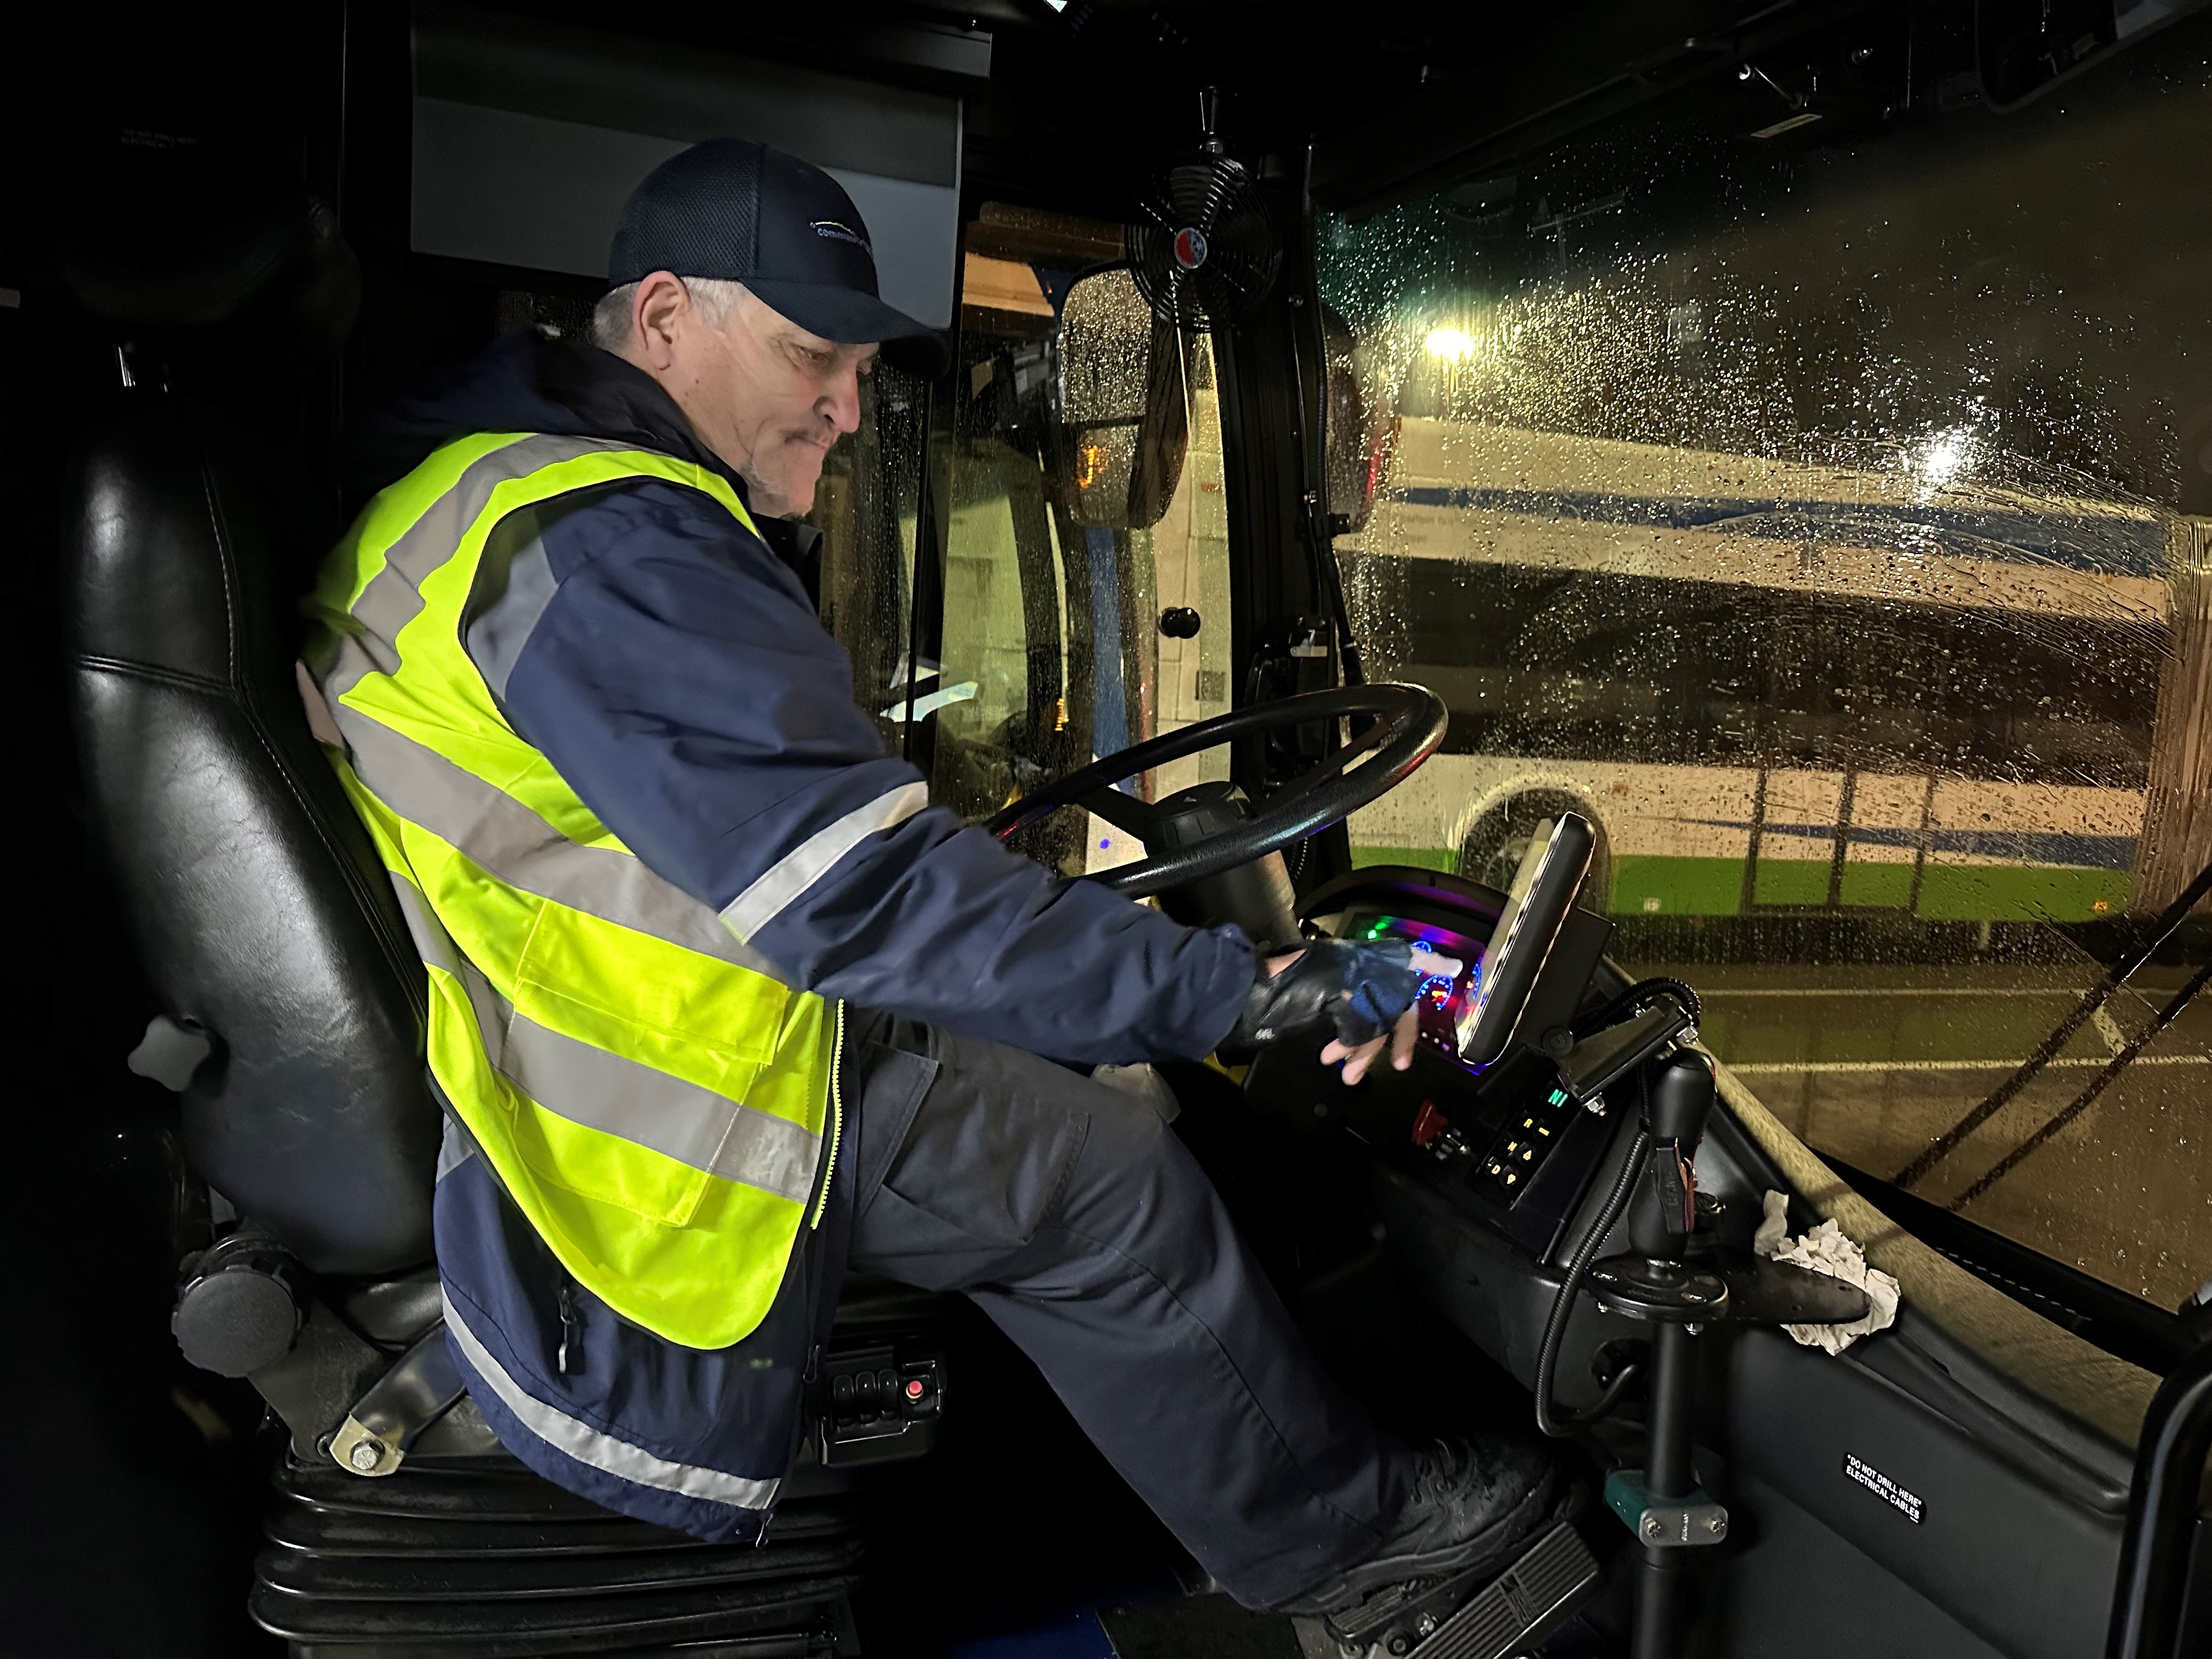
[1536,1126,1654,1438]
[1572,976,1702,1041]
[1951,955,2212,1210]
[1897,847,2212,1190]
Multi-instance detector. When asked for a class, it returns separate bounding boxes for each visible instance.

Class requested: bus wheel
[1459,791,1612,911]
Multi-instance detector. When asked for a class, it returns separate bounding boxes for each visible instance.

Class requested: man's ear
[630,272,690,371]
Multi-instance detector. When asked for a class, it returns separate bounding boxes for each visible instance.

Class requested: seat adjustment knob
[172,1229,302,1376]
[127,1014,219,1092]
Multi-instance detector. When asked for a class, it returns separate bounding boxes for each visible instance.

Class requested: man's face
[624,276,877,518]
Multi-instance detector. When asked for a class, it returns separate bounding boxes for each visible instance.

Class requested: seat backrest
[61,149,439,1273]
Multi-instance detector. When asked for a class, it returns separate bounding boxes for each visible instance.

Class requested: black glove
[1223,938,1427,1057]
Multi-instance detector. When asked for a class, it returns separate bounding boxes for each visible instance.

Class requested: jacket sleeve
[488,482,1256,1064]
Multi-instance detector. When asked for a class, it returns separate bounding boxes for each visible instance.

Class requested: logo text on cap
[811,221,873,254]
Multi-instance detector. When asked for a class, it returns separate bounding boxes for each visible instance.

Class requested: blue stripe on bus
[1688,817,2137,870]
[1388,486,2165,576]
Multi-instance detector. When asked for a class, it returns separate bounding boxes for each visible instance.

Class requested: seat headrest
[55,144,360,369]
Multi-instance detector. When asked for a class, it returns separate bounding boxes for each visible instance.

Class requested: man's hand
[1261,951,1421,1085]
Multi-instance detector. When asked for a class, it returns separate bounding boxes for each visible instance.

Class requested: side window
[1317,27,2212,1308]
[812,365,929,754]
[923,230,1232,872]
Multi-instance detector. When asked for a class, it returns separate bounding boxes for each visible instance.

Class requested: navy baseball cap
[609,138,947,375]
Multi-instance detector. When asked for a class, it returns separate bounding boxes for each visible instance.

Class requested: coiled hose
[1534,1123,1654,1438]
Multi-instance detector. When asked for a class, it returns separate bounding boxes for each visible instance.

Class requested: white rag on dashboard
[1754,1190,1901,1355]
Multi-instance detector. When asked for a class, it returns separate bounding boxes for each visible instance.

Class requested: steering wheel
[984,684,1448,900]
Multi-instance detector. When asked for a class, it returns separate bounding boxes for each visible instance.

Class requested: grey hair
[591,276,751,351]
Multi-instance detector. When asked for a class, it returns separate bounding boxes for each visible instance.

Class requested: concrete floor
[1634,959,2212,1310]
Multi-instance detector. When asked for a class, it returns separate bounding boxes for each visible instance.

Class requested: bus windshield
[1318,16,2212,1310]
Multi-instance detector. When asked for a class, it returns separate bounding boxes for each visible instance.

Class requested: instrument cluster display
[1347,911,1486,1060]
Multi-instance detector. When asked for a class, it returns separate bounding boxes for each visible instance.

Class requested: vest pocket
[508,1095,716,1228]
[494,902,819,1229]
[499,981,769,1229]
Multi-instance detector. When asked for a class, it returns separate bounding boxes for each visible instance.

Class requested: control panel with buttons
[1478,1084,1581,1195]
[816,1335,946,1468]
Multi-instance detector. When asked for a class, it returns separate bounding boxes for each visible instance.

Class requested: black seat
[57,145,922,1657]
[63,148,438,1276]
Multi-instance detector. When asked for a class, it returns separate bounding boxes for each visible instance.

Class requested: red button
[905,1378,925,1401]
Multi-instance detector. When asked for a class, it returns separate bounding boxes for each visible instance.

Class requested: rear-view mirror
[1056,267,1190,531]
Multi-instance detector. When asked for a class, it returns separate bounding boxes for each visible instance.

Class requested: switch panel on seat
[816,1335,945,1468]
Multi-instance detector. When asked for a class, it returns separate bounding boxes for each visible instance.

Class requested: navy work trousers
[841,1011,1414,1610]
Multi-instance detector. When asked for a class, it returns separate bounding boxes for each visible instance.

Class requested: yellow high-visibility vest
[304,432,840,1350]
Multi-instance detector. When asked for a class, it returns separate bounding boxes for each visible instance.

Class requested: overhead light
[1910,425,1983,494]
[1425,327,1480,362]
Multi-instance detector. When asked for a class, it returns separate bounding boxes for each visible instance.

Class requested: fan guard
[1126,128,1279,331]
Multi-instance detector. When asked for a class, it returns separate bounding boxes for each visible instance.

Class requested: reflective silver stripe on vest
[380,789,816,1205]
[500,1012,819,1205]
[328,434,651,699]
[466,529,560,703]
[388,872,512,1065]
[436,1119,478,1183]
[720,782,930,942]
[442,1288,781,1512]
[341,708,783,979]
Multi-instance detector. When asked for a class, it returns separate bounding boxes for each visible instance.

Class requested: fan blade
[1136,195,1179,233]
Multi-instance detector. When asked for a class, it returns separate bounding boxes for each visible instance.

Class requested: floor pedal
[1299,1522,1600,1659]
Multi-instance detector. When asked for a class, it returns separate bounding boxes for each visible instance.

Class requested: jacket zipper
[809,1001,845,1229]
[765,1004,845,1542]
[555,1278,577,1375]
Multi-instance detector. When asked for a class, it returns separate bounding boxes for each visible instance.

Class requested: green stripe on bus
[1840,864,1914,908]
[1350,848,2129,922]
[1350,845,1458,874]
[1752,860,1828,907]
[1610,856,1744,916]
[1914,865,2128,922]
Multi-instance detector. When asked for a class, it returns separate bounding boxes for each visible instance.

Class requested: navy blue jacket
[371,329,1255,1062]
[371,332,1254,1540]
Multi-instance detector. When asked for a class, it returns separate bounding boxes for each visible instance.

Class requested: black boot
[1275,1435,1582,1618]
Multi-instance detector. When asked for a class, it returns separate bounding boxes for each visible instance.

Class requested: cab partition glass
[921,216,1236,878]
[1316,15,2212,1312]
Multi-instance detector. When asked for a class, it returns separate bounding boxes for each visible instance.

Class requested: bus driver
[304,137,1577,1621]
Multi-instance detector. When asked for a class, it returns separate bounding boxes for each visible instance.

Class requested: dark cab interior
[8,3,2212,1657]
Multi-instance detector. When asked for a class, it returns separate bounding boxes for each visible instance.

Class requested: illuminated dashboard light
[1411,938,1434,953]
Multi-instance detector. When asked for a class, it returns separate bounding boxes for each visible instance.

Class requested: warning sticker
[1843,1453,1923,1523]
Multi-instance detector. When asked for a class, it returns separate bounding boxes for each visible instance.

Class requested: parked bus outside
[1340,415,2169,927]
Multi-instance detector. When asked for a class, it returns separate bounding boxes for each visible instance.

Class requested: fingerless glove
[1224,938,1427,1056]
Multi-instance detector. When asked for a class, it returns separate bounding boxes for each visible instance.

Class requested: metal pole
[1632,1321,1700,1659]
[1646,1323,1698,1498]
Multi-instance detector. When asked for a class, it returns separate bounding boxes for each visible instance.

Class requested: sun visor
[408,5,969,332]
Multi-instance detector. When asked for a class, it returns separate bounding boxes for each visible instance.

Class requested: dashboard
[1244,868,1624,1260]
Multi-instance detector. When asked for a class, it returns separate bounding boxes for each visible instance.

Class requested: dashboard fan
[1125,92,1280,332]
